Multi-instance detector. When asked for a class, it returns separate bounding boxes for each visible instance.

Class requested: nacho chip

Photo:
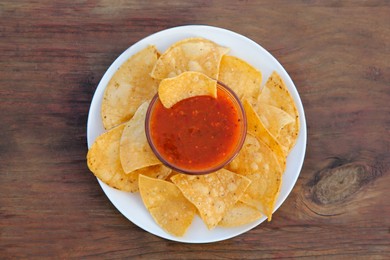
[139,175,196,237]
[226,134,282,221]
[171,169,251,230]
[258,72,300,152]
[101,45,160,130]
[87,124,125,186]
[218,55,262,100]
[120,102,160,173]
[87,124,169,192]
[243,99,287,170]
[219,201,262,227]
[158,71,217,108]
[165,171,180,183]
[241,171,281,221]
[257,104,294,136]
[110,165,171,192]
[226,134,276,175]
[254,104,295,152]
[151,37,229,80]
[278,122,298,152]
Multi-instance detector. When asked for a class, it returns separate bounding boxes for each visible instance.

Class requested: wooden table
[1,1,389,258]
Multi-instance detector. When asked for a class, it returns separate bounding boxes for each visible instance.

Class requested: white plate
[87,25,307,243]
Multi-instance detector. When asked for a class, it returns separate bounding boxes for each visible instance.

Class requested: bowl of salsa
[145,82,247,175]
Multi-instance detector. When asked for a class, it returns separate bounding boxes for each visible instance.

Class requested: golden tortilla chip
[254,104,295,153]
[165,171,180,183]
[87,124,170,192]
[226,134,277,174]
[243,99,287,170]
[87,124,125,187]
[258,72,300,152]
[226,134,282,221]
[158,71,217,108]
[219,201,262,227]
[101,45,160,130]
[151,37,229,80]
[139,175,196,237]
[256,104,294,137]
[110,165,171,192]
[278,121,299,153]
[218,55,262,100]
[241,172,281,221]
[120,102,161,173]
[171,169,251,230]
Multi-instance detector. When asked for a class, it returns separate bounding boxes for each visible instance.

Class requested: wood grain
[1,0,389,258]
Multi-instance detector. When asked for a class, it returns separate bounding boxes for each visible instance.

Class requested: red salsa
[148,87,244,173]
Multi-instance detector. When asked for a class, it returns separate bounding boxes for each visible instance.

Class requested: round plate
[87,25,307,243]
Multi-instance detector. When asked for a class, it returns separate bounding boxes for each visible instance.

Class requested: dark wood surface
[1,1,389,258]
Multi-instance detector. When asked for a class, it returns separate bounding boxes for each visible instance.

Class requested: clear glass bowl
[145,82,247,175]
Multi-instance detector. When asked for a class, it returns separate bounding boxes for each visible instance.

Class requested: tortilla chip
[241,171,282,221]
[243,99,287,170]
[87,124,125,186]
[254,104,295,154]
[258,72,300,152]
[165,171,180,183]
[226,134,277,174]
[226,134,282,221]
[87,124,169,192]
[120,102,161,173]
[278,122,299,152]
[218,55,262,100]
[158,71,217,108]
[219,201,262,227]
[171,169,251,230]
[110,165,171,192]
[151,37,229,80]
[139,175,196,237]
[101,45,160,130]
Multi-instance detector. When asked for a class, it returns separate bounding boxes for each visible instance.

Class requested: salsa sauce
[149,88,243,172]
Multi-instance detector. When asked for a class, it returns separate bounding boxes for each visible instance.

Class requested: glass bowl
[145,81,247,175]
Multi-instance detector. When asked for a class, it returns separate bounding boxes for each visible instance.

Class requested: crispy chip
[171,169,251,230]
[87,124,170,192]
[219,201,262,227]
[218,55,262,100]
[258,72,300,152]
[241,171,281,221]
[253,103,295,153]
[151,37,229,80]
[226,134,282,220]
[110,165,171,192]
[256,104,294,138]
[120,102,161,173]
[278,122,298,152]
[165,171,180,183]
[139,175,196,237]
[226,134,280,175]
[101,45,160,130]
[87,124,125,186]
[158,71,217,108]
[243,99,287,170]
